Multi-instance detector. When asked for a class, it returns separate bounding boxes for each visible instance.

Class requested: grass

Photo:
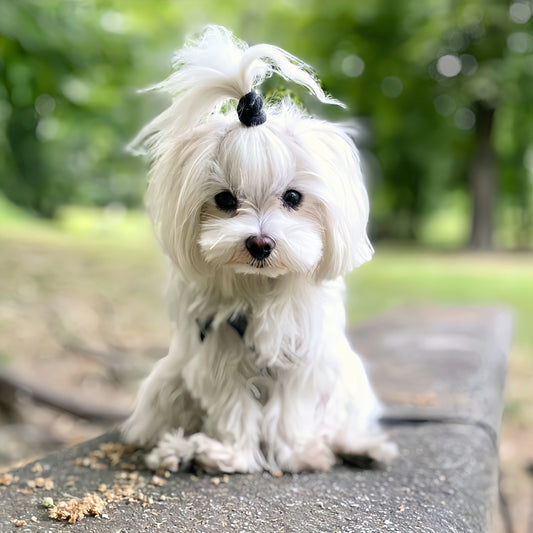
[0,195,155,258]
[346,246,533,349]
[55,205,154,248]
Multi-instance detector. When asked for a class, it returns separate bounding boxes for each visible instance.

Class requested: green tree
[0,1,168,216]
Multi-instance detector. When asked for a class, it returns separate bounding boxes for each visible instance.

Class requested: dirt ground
[0,234,531,533]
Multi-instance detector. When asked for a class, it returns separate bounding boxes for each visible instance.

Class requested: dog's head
[133,26,373,284]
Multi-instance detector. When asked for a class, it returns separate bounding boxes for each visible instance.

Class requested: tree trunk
[468,105,496,250]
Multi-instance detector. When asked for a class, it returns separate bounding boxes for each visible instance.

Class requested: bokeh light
[436,54,462,77]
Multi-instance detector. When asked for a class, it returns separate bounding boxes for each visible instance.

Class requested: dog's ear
[299,122,373,281]
[145,125,222,281]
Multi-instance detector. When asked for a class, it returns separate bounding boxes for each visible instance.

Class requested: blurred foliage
[0,0,532,247]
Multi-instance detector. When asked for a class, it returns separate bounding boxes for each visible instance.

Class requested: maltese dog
[123,26,397,474]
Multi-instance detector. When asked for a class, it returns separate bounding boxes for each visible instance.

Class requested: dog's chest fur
[164,269,343,412]
[198,312,276,406]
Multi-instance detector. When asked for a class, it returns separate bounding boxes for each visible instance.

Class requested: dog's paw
[367,438,399,463]
[277,438,336,473]
[146,429,196,472]
[334,428,398,466]
[190,433,263,474]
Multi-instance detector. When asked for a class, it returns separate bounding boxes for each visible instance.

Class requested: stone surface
[0,306,512,533]
[352,305,512,433]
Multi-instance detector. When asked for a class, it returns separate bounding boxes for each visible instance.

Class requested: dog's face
[146,111,373,284]
[199,124,324,278]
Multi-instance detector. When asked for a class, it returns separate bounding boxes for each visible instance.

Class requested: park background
[0,1,532,531]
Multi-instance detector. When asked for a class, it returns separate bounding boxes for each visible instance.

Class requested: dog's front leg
[146,387,267,474]
[122,332,203,448]
[144,332,267,474]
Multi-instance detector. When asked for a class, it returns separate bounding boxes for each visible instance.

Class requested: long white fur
[123,26,396,473]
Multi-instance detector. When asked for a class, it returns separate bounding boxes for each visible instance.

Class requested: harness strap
[196,313,248,342]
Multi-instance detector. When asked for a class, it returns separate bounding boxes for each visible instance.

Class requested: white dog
[123,26,396,474]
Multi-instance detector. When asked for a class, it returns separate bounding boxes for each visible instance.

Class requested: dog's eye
[214,190,238,211]
[282,189,302,209]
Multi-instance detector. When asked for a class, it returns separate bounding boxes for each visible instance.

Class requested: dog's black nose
[246,235,275,260]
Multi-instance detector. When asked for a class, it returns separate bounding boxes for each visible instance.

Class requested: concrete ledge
[0,306,512,532]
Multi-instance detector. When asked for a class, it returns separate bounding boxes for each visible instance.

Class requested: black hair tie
[237,90,266,127]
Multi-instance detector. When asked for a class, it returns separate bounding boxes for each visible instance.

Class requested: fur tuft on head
[129,25,341,155]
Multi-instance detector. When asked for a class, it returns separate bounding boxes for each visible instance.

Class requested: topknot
[237,90,266,127]
[129,26,343,155]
